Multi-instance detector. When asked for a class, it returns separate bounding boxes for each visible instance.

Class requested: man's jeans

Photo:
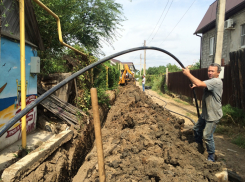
[142,84,145,91]
[193,117,218,154]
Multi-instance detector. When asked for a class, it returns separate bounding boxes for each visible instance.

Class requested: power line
[146,0,170,42]
[147,0,197,59]
[148,0,174,45]
[159,0,197,46]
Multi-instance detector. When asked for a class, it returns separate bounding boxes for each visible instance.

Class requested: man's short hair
[209,63,222,73]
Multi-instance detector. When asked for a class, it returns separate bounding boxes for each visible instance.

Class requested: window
[209,37,214,55]
[241,24,245,47]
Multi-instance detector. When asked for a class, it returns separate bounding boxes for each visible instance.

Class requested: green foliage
[93,61,120,90]
[97,88,110,106]
[231,134,245,149]
[147,66,166,75]
[33,0,126,55]
[221,104,245,126]
[152,75,165,92]
[40,57,69,74]
[145,76,155,87]
[189,60,200,70]
[13,153,19,158]
[166,63,182,73]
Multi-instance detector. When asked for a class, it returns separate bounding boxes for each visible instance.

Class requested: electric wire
[158,0,197,47]
[146,0,170,42]
[146,0,197,60]
[148,0,174,45]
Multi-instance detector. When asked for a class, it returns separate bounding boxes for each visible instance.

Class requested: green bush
[221,104,245,126]
[152,75,165,92]
[231,134,245,149]
[93,61,120,90]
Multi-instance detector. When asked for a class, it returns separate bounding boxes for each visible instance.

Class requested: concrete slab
[1,130,73,182]
[0,129,54,173]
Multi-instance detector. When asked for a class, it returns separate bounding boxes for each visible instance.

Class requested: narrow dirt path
[137,83,245,180]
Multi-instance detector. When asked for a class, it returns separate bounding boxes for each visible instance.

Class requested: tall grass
[221,104,245,126]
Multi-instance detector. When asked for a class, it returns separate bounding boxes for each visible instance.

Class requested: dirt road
[138,84,245,180]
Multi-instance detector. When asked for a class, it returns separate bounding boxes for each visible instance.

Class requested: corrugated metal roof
[0,0,44,50]
[194,0,245,34]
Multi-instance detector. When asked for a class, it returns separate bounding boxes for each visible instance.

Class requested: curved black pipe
[0,46,199,137]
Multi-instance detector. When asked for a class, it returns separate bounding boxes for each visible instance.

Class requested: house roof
[0,0,44,50]
[111,59,121,63]
[121,62,135,70]
[121,62,134,65]
[194,0,245,34]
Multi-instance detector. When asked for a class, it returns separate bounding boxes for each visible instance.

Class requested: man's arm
[182,67,206,88]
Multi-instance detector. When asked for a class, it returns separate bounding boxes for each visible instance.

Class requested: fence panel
[167,65,232,106]
[230,49,245,110]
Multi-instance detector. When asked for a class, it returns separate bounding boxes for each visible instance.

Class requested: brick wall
[201,28,230,68]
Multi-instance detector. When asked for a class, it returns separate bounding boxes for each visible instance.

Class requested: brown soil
[73,84,224,182]
[141,84,245,181]
[17,103,110,182]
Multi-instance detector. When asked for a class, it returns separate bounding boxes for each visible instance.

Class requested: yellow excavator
[118,64,135,85]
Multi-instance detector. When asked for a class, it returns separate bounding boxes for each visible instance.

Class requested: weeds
[221,104,245,126]
[231,134,245,149]
[173,98,189,105]
[216,105,245,148]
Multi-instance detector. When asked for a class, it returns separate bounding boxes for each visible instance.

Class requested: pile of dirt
[73,84,224,182]
[16,103,110,182]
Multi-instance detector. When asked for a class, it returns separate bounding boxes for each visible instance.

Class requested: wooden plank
[37,87,88,126]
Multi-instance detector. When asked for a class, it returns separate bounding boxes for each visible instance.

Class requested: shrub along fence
[167,49,245,111]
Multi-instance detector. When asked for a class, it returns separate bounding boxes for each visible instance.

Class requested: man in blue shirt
[182,63,223,162]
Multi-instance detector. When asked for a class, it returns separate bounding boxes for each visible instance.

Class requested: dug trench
[18,84,224,181]
[72,84,225,182]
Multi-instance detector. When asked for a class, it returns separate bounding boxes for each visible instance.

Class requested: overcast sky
[100,0,215,70]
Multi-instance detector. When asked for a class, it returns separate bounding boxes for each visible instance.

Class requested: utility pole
[214,0,226,65]
[140,54,142,77]
[144,40,146,75]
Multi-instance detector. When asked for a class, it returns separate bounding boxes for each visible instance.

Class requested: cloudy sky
[100,0,215,70]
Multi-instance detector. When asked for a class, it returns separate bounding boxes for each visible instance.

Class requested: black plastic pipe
[0,46,199,137]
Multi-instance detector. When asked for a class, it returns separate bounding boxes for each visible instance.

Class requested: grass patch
[215,125,231,135]
[173,98,189,105]
[221,104,245,127]
[231,134,245,149]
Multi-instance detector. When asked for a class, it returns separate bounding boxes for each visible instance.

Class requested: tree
[146,65,166,75]
[34,0,125,55]
[189,60,200,70]
[166,63,181,73]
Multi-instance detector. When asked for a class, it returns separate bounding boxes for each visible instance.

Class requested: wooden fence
[167,65,232,106]
[230,49,245,110]
[167,49,245,110]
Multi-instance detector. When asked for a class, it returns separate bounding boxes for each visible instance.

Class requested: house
[110,59,136,72]
[0,0,44,150]
[121,62,136,71]
[194,0,245,68]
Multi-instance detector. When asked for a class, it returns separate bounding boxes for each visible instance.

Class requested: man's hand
[189,83,197,89]
[182,67,190,76]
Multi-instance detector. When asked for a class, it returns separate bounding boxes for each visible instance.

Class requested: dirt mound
[16,103,110,182]
[73,84,224,182]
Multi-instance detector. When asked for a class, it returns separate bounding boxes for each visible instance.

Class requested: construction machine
[118,64,135,85]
